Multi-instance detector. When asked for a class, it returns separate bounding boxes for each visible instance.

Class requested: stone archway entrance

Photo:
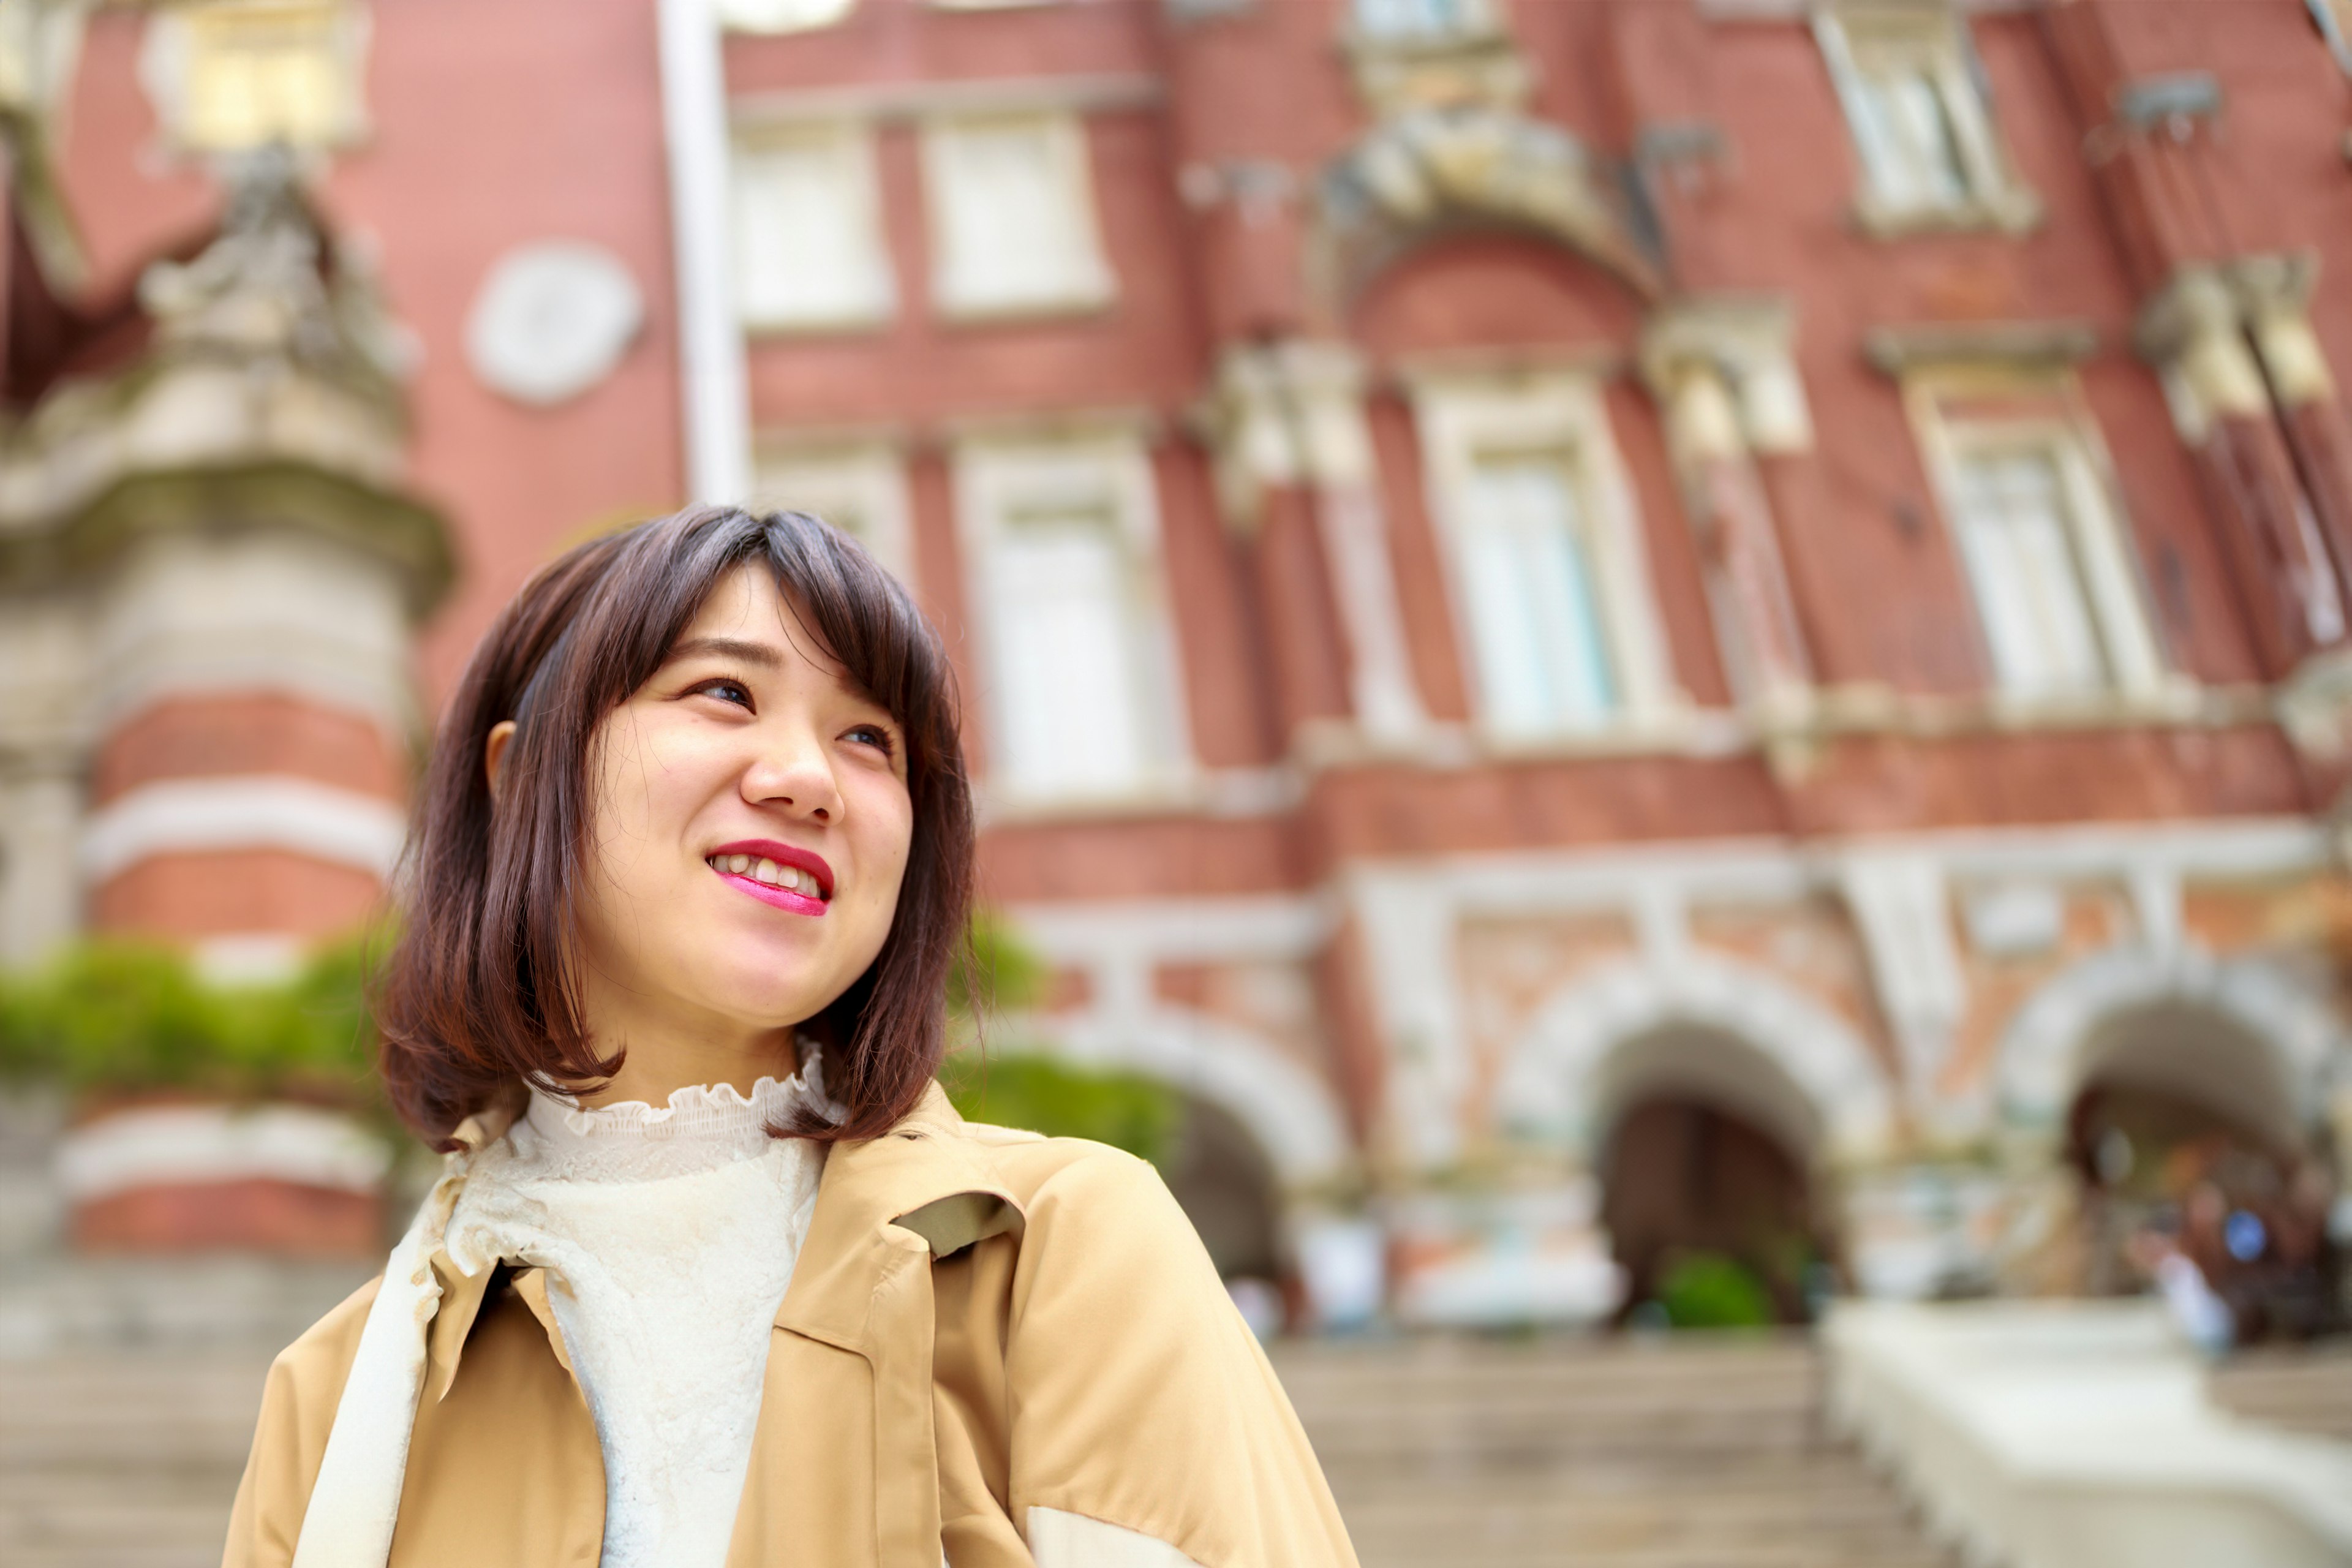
[1163,1092,1285,1286]
[2064,1001,2336,1337]
[1594,1025,1840,1328]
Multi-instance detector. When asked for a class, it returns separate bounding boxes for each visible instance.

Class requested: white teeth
[709,853,824,899]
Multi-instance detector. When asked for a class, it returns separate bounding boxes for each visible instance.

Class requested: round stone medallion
[465,240,645,407]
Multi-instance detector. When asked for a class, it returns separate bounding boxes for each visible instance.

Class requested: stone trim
[79,774,406,883]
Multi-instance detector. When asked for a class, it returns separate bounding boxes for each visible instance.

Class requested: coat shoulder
[274,1272,382,1402]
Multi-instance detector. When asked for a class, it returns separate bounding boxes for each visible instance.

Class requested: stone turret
[0,149,449,977]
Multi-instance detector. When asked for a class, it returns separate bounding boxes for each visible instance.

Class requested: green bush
[938,911,1179,1165]
[946,908,1047,1020]
[0,935,383,1106]
[1655,1251,1776,1330]
[940,1052,1179,1167]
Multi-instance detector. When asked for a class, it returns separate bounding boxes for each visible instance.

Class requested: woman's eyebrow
[665,634,785,669]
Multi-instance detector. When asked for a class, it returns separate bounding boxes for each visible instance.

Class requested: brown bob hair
[376,504,974,1148]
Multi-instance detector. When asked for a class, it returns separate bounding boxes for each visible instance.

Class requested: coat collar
[772,1083,1024,1351]
[423,1082,1024,1385]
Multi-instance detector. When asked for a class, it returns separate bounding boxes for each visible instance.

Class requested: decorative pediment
[138,148,415,404]
[1318,106,1664,304]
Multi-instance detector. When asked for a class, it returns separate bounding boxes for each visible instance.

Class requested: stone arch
[1995,948,2341,1147]
[1030,1005,1353,1189]
[1494,954,1898,1167]
[1317,105,1663,307]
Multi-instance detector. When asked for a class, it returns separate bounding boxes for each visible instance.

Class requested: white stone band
[80,774,406,882]
[58,1102,390,1202]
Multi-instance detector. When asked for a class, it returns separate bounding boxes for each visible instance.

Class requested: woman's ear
[484,720,518,802]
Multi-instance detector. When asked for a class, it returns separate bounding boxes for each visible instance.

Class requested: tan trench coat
[221,1085,1360,1568]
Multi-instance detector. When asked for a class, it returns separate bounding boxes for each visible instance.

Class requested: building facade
[3,0,2352,1326]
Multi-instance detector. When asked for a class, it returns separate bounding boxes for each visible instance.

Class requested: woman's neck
[567,965,802,1109]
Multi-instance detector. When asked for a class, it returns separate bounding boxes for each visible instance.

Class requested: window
[731,123,893,331]
[1815,5,2033,230]
[1911,379,2166,704]
[1456,450,1618,732]
[923,113,1112,319]
[143,1,368,154]
[1411,373,1681,740]
[750,442,913,584]
[1352,0,1493,42]
[1948,447,2108,698]
[958,439,1185,800]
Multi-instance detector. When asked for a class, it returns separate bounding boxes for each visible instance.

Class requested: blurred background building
[9,1,2352,1563]
[2,0,2351,1359]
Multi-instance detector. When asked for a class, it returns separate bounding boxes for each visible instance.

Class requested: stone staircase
[1271,1334,1957,1568]
[2207,1337,2352,1444]
[1,1351,274,1568]
[8,1289,2345,1568]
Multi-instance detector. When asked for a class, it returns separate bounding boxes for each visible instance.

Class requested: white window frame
[921,111,1115,321]
[1409,371,1684,744]
[1349,0,1498,43]
[1905,369,2168,710]
[717,0,856,34]
[954,432,1192,805]
[138,0,371,156]
[729,118,895,333]
[1814,2,2037,235]
[750,440,914,584]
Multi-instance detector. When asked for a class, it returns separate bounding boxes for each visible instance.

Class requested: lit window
[1457,450,1618,733]
[1816,6,2030,228]
[731,122,894,331]
[750,443,913,584]
[1411,373,1681,739]
[1352,0,1493,42]
[1914,384,2165,703]
[147,1,367,154]
[923,113,1113,318]
[959,440,1184,799]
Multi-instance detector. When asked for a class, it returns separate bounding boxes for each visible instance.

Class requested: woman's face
[565,564,914,1060]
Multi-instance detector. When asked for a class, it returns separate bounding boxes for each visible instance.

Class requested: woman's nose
[740,725,843,822]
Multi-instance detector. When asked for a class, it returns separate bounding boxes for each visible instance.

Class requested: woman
[222,506,1357,1568]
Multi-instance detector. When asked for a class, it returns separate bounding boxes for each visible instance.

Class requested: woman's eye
[844,723,897,755]
[690,677,753,709]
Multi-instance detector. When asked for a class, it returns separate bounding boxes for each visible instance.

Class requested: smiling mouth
[706,853,829,907]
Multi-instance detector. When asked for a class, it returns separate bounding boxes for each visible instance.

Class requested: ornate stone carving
[140,148,415,402]
[1317,106,1663,304]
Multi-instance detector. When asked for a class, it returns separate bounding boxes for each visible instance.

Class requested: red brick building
[4,0,2351,1325]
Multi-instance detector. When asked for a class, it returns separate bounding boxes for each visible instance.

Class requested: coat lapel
[728,1087,1025,1568]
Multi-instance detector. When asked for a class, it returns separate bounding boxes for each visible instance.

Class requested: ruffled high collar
[512,1071,820,1183]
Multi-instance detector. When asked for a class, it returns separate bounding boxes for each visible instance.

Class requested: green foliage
[937,910,1175,1164]
[947,908,1047,1020]
[940,1052,1179,1168]
[0,934,385,1106]
[1654,1251,1777,1330]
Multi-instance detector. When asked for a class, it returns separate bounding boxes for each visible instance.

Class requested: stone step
[2207,1341,2352,1444]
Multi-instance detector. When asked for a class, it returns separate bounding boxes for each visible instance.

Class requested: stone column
[2234,255,2352,608]
[1214,342,1427,747]
[1641,301,1819,742]
[2139,267,2348,675]
[50,157,451,979]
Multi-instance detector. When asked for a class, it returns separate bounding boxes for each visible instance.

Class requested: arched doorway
[1595,1025,1839,1327]
[2064,1001,2336,1338]
[1163,1094,1284,1284]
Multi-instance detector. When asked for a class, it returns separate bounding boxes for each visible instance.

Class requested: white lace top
[439,1071,828,1568]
